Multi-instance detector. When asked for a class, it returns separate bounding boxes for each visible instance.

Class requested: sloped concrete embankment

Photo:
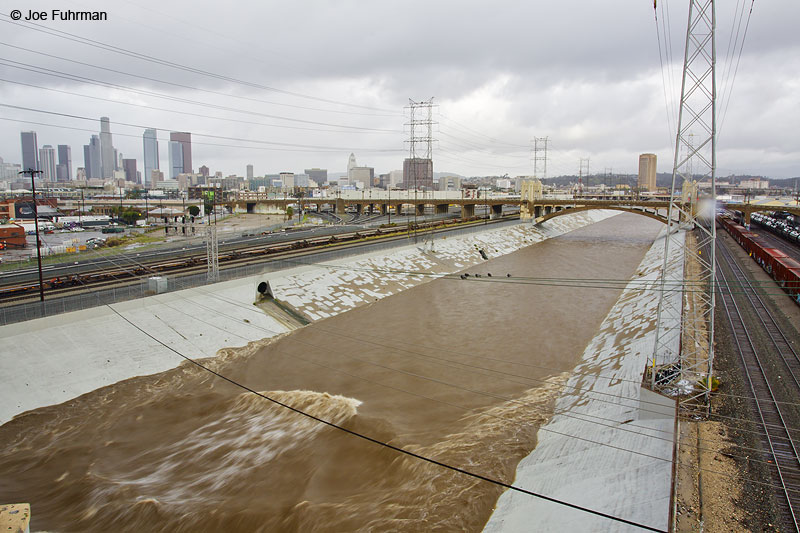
[484,228,684,532]
[0,211,617,425]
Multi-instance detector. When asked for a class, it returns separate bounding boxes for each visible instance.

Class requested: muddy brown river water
[0,214,664,532]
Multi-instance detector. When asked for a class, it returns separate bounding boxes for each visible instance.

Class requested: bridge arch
[535,205,668,224]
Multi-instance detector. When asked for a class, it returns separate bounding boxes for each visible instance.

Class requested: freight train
[719,216,800,306]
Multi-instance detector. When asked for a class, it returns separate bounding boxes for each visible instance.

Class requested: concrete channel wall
[0,211,617,425]
[484,226,683,532]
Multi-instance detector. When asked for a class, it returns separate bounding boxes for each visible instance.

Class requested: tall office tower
[402,158,433,190]
[638,153,657,192]
[305,168,327,183]
[39,145,57,181]
[83,135,102,179]
[168,141,184,179]
[246,164,254,180]
[20,131,39,171]
[57,144,72,181]
[199,165,209,178]
[347,153,357,180]
[123,158,138,183]
[169,132,192,174]
[143,128,159,187]
[99,116,115,178]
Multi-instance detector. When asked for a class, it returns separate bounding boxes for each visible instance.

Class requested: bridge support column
[490,205,503,219]
[534,205,542,218]
[416,203,425,216]
[335,198,345,214]
[743,207,752,228]
[462,204,475,218]
[356,204,363,215]
[395,203,404,216]
[435,204,448,215]
[380,204,387,216]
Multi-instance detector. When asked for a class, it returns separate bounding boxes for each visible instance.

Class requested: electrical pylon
[405,98,436,242]
[532,137,548,179]
[651,0,716,410]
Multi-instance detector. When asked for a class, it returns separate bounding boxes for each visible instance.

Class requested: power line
[0,15,397,113]
[0,116,396,155]
[0,59,400,133]
[0,76,400,136]
[129,286,800,495]
[0,41,401,118]
[0,104,404,153]
[105,303,667,532]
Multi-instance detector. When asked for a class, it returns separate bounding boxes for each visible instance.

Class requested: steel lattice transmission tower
[206,225,219,283]
[578,158,590,196]
[404,98,436,240]
[651,0,717,409]
[532,137,548,179]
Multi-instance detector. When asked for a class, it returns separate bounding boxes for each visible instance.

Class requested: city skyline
[0,1,797,180]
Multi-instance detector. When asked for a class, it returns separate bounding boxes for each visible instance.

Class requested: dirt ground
[675,229,799,532]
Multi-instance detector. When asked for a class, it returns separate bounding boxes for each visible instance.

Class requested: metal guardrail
[0,219,520,326]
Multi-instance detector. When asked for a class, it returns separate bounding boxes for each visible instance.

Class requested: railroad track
[0,216,516,307]
[716,237,800,531]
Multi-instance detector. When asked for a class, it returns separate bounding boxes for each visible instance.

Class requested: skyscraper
[246,164,254,180]
[168,141,184,179]
[83,135,102,179]
[402,158,433,190]
[20,131,39,172]
[638,153,657,192]
[143,128,159,187]
[100,117,115,178]
[57,144,72,181]
[169,132,192,174]
[305,168,327,183]
[123,158,138,184]
[39,145,57,181]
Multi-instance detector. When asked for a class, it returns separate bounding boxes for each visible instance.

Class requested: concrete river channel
[0,213,664,531]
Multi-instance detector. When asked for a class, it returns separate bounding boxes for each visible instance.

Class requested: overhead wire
[104,302,668,532]
[0,115,396,155]
[718,0,756,137]
[0,14,397,113]
[119,282,800,495]
[0,58,401,133]
[188,273,800,441]
[0,76,401,137]
[0,41,401,118]
[0,104,404,153]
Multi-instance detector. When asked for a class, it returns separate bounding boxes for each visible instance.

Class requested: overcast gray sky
[1,0,797,180]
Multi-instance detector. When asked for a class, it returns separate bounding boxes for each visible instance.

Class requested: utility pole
[19,169,45,306]
[405,97,436,242]
[206,224,219,283]
[652,0,717,410]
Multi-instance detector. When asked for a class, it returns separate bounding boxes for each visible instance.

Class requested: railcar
[719,216,800,307]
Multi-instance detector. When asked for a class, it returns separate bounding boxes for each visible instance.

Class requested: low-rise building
[0,223,26,249]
